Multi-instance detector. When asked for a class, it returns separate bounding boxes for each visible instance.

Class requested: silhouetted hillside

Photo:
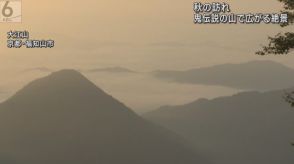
[153,60,294,90]
[0,70,202,164]
[144,90,294,164]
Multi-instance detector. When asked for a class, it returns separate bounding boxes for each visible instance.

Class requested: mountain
[87,67,137,74]
[153,60,294,91]
[0,70,202,164]
[143,90,294,164]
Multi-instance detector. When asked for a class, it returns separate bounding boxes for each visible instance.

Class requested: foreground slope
[0,70,201,164]
[144,90,294,164]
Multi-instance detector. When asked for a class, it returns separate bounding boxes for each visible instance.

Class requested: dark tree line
[285,91,294,107]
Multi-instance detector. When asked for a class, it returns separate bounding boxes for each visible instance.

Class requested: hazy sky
[0,0,293,112]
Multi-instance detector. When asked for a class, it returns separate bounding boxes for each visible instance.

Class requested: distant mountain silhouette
[0,70,202,164]
[144,90,294,164]
[88,67,137,74]
[153,60,294,90]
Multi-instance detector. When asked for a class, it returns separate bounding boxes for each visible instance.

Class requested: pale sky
[0,0,293,113]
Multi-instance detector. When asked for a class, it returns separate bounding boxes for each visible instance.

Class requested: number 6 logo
[2,1,13,17]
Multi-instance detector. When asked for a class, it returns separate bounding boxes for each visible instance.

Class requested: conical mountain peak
[3,69,133,115]
[0,70,200,164]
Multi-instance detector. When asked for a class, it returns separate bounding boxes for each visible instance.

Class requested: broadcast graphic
[0,0,21,22]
